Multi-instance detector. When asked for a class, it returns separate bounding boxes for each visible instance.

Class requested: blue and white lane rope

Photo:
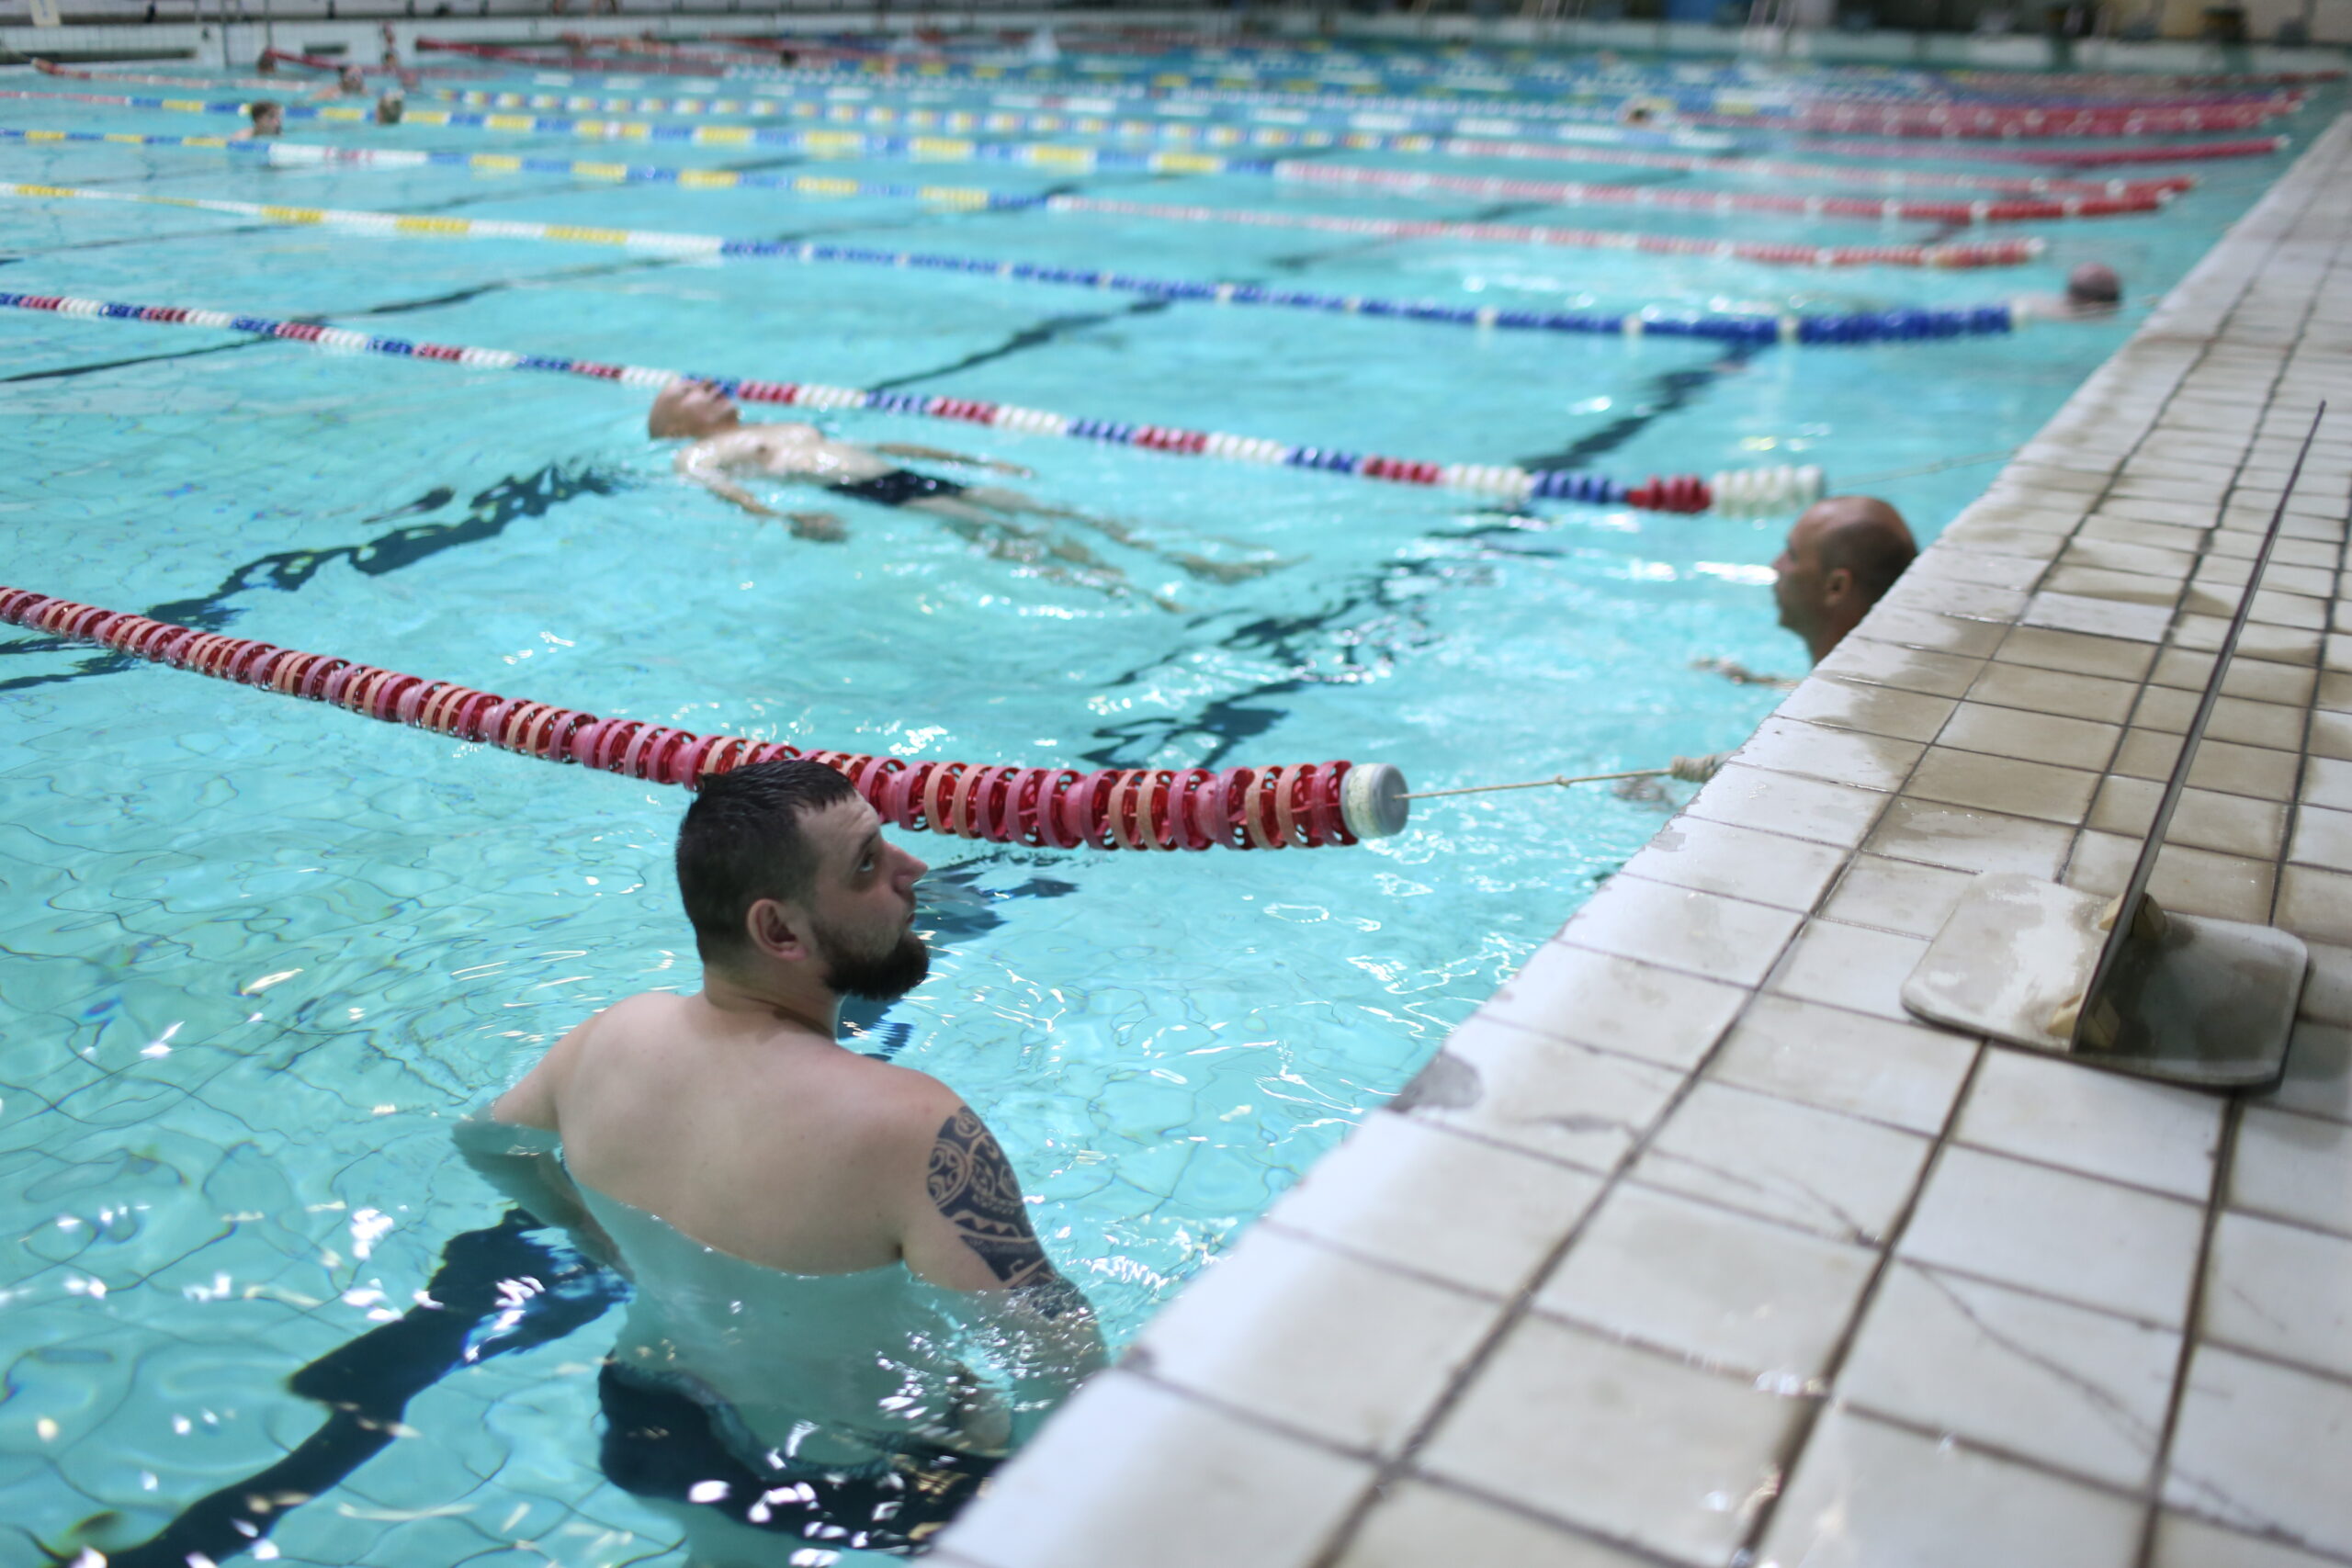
[0,181,2027,346]
[0,288,1832,514]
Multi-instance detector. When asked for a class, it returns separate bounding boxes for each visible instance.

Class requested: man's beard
[814,917,931,1002]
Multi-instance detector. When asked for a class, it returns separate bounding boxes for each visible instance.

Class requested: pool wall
[5,7,2346,76]
[931,107,2352,1568]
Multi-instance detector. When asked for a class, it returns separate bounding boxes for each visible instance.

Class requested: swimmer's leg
[959,489,1292,583]
[910,499,1145,598]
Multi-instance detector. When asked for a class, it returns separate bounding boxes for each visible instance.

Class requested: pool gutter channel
[933,107,2352,1568]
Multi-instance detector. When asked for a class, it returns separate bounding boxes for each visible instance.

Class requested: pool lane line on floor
[0,95,2182,224]
[66,1210,627,1568]
[0,288,1789,513]
[0,184,2033,349]
[0,133,2041,270]
[0,467,617,693]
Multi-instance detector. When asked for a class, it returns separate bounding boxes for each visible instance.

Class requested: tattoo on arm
[929,1107,1052,1288]
[926,1111,1101,1334]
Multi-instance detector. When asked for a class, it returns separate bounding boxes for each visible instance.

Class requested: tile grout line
[2132,1102,2245,1568]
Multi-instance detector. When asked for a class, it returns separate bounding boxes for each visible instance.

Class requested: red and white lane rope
[1792,133,2290,167]
[30,59,288,92]
[1688,101,2278,137]
[1428,138,2190,199]
[0,588,1409,852]
[1044,195,2024,269]
[1273,160,2164,224]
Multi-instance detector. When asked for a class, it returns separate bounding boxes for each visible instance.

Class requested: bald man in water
[2017,262,2124,321]
[1673,496,1917,784]
[1772,495,1919,663]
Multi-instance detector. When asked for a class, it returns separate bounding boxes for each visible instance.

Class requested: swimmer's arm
[898,1102,1108,1371]
[453,1021,613,1258]
[674,446,845,541]
[871,442,1033,479]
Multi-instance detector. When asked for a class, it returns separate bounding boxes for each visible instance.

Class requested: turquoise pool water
[0,52,2334,1565]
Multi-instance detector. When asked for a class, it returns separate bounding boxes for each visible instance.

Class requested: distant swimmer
[232,99,284,140]
[461,759,1106,1555]
[2017,262,2125,321]
[373,90,404,125]
[311,64,368,100]
[649,379,1288,591]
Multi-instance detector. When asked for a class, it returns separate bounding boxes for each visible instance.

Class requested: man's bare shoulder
[820,1056,967,1141]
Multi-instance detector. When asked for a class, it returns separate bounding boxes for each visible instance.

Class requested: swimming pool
[0,42,2335,1565]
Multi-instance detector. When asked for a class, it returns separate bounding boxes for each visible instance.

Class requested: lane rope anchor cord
[0,180,2031,350]
[0,588,1414,852]
[0,289,1818,514]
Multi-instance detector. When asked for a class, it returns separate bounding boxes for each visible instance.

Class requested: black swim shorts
[826,468,968,509]
[597,1361,997,1555]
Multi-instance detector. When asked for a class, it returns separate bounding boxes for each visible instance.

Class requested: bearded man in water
[460,759,1103,1556]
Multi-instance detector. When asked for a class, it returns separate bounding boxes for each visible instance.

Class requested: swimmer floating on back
[648,380,1288,596]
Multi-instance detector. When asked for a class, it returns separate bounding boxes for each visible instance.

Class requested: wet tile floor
[931,106,2352,1568]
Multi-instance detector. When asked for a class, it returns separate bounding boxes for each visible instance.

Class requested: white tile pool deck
[932,109,2352,1568]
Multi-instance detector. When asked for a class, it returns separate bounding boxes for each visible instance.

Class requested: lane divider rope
[1680,101,2280,137]
[0,89,2148,225]
[413,88,2190,198]
[0,184,2030,345]
[1270,158,2159,223]
[0,587,1411,852]
[0,288,1827,513]
[0,133,2036,269]
[1037,194,2033,268]
[414,40,2297,132]
[1789,132,2288,167]
[0,129,1035,209]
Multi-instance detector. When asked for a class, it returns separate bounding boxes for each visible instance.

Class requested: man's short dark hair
[1820,520,1917,606]
[675,759,858,962]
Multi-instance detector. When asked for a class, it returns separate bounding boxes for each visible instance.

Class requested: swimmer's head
[2065,263,2122,310]
[1772,495,1917,663]
[676,760,932,1002]
[339,65,367,92]
[649,379,743,440]
[246,99,285,136]
[374,91,404,125]
[255,51,277,73]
